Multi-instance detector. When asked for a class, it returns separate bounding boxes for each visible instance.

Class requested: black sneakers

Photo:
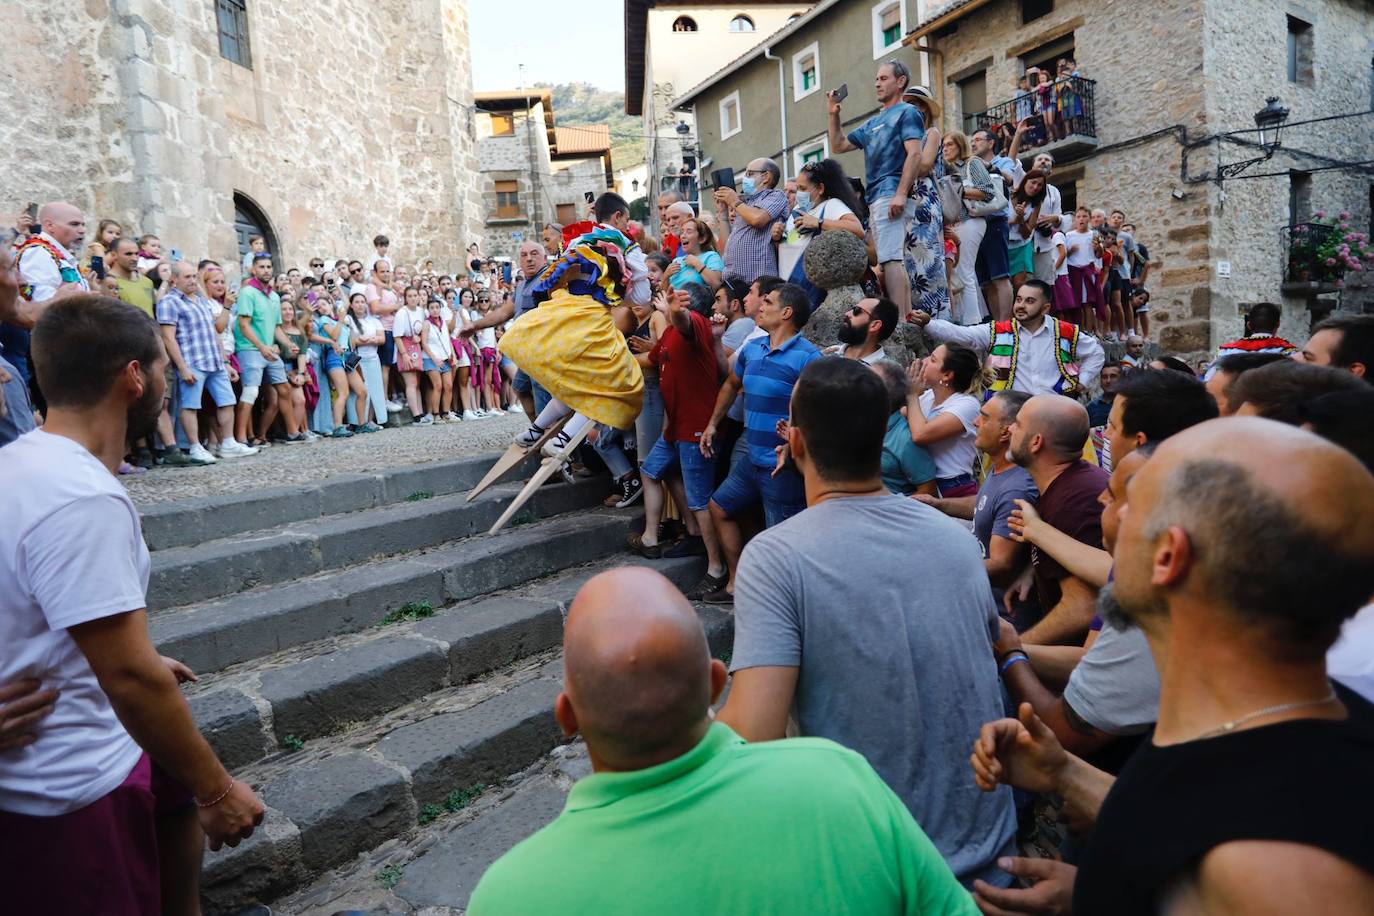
[614,475,644,508]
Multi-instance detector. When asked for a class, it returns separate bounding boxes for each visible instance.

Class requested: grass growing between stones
[405,491,433,502]
[415,783,488,825]
[377,601,436,627]
[375,864,405,889]
[282,734,305,752]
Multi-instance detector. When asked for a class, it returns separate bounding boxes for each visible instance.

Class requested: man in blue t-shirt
[826,60,924,319]
[700,282,821,605]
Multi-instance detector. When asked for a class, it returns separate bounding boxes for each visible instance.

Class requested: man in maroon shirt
[1007,394,1109,644]
[631,282,728,599]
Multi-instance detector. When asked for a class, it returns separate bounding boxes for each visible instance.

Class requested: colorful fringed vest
[15,235,84,301]
[986,319,1083,396]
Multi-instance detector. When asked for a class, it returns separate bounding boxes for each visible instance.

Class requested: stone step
[151,509,633,676]
[138,451,539,552]
[147,475,605,609]
[186,555,718,770]
[197,556,727,915]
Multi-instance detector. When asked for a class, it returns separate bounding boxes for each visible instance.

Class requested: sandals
[626,530,664,559]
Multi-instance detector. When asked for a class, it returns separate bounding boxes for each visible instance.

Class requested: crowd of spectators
[0,206,573,467]
[3,58,1374,912]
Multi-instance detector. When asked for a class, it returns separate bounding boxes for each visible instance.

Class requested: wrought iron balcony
[968,76,1098,165]
[1281,222,1344,296]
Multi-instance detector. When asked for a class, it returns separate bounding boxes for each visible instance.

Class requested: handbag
[343,350,362,372]
[937,174,966,223]
[964,163,1008,219]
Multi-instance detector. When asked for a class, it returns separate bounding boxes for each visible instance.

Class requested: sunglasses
[850,304,874,317]
[310,262,323,268]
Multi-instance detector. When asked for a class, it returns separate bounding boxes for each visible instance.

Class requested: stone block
[259,638,449,742]
[395,778,569,911]
[376,678,562,805]
[1159,321,1212,353]
[413,597,563,683]
[260,753,415,873]
[150,556,447,674]
[138,484,333,551]
[189,687,267,772]
[199,807,307,916]
[147,529,318,610]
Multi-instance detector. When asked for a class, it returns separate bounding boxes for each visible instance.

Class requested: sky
[469,0,625,93]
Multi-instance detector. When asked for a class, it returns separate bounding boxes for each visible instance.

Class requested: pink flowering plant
[1288,211,1371,284]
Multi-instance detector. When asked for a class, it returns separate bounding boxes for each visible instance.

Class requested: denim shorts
[641,435,717,512]
[421,355,449,373]
[710,457,807,527]
[871,196,916,263]
[177,367,235,408]
[975,215,1012,283]
[236,347,287,386]
[379,330,396,365]
[320,348,344,373]
[512,368,532,395]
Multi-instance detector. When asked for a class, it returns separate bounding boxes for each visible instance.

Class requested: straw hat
[903,85,942,122]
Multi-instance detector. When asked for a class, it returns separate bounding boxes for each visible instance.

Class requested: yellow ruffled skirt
[499,288,644,429]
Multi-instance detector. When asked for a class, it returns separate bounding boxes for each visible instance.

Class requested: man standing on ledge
[827,60,924,318]
[912,279,1104,397]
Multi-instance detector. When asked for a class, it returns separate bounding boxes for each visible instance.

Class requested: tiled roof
[554,125,612,155]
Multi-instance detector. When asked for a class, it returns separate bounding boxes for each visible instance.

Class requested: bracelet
[999,652,1029,675]
[196,779,235,808]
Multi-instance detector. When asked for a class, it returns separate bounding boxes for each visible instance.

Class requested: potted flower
[1289,211,1371,288]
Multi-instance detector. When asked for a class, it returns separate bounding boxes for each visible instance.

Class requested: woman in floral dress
[902,87,950,320]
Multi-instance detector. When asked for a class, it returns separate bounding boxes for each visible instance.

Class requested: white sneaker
[445,411,461,421]
[416,414,435,426]
[506,404,524,414]
[472,408,490,419]
[462,410,479,421]
[218,439,259,458]
[387,400,404,413]
[188,443,217,463]
[304,430,321,442]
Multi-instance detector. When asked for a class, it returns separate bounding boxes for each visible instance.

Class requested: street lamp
[1215,97,1291,181]
[1253,96,1290,152]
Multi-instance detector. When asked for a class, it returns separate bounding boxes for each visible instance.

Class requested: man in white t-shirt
[0,294,264,914]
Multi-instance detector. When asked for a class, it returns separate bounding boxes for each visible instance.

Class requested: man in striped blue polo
[700,282,821,604]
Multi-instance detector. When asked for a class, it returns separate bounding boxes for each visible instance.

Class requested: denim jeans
[592,424,635,479]
[634,379,665,467]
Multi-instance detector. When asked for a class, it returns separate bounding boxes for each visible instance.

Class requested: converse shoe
[614,475,644,508]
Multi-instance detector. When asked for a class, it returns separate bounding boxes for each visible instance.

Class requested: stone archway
[233,192,280,273]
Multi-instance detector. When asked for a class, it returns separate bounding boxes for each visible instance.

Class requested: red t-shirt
[650,310,718,443]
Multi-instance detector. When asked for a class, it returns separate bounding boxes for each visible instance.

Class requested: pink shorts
[1067,264,1105,318]
[1051,274,1077,315]
[0,752,192,915]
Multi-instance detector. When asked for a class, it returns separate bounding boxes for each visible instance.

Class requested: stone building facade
[6,0,485,282]
[910,0,1372,355]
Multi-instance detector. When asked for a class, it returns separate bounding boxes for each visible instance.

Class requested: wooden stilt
[466,413,571,502]
[487,424,592,534]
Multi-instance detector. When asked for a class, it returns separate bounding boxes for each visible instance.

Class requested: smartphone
[832,83,849,103]
[583,191,595,204]
[90,255,105,280]
[710,167,735,192]
[170,248,182,262]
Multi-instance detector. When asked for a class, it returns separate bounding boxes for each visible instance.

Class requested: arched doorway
[233,192,279,274]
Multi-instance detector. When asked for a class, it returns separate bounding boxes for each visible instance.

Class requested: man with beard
[1006,394,1108,642]
[911,280,1104,397]
[0,295,264,913]
[4,201,90,393]
[970,419,1374,915]
[825,297,898,364]
[992,447,1160,768]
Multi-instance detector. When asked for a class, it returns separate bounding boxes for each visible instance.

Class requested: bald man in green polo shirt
[467,567,976,915]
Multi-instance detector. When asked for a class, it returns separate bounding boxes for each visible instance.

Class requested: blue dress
[904,154,951,320]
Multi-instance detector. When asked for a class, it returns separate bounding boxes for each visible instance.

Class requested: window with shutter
[495,181,521,219]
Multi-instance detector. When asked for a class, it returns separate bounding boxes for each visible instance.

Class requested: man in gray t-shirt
[717,358,1017,889]
[1063,615,1159,734]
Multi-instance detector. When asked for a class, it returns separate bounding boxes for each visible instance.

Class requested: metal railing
[1282,222,1341,285]
[967,76,1097,153]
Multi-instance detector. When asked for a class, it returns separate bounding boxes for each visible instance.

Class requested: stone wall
[5,0,483,282]
[1200,0,1374,346]
[928,0,1217,356]
[476,105,553,257]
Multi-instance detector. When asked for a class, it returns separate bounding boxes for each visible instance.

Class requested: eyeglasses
[850,304,874,317]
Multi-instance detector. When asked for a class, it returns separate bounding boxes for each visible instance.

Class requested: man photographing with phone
[826,60,924,319]
[711,159,789,285]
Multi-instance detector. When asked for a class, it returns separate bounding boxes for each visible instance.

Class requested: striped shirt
[155,289,224,373]
[723,188,788,284]
[735,331,822,469]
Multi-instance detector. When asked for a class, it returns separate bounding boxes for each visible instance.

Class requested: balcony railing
[1282,222,1342,295]
[968,76,1098,164]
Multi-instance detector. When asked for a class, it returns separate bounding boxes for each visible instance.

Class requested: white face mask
[794,191,813,212]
